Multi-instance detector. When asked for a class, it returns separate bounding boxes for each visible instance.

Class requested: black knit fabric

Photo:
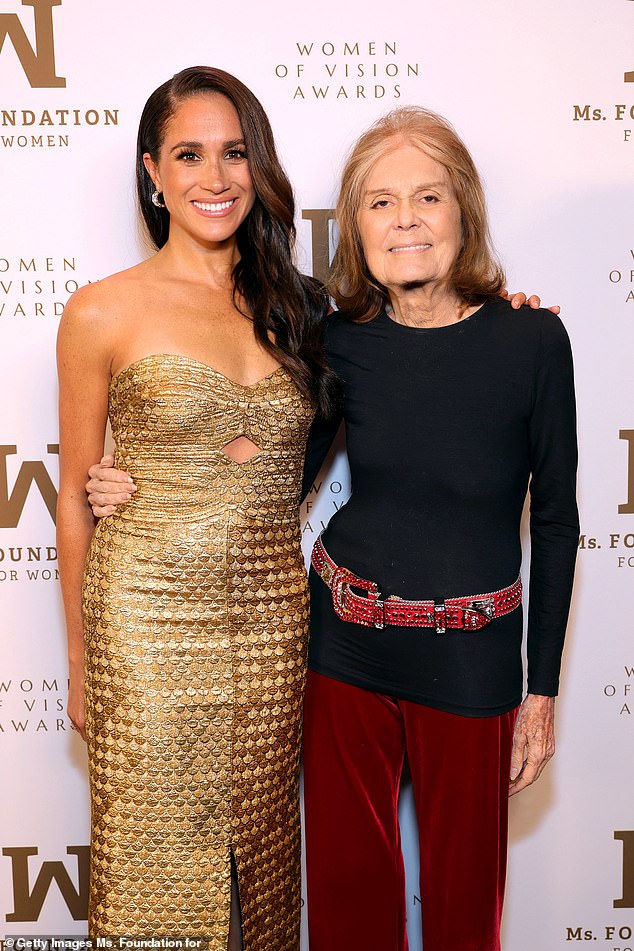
[302,299,579,716]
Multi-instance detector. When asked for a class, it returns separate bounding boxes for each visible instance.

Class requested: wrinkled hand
[68,667,87,742]
[501,290,560,315]
[86,453,136,517]
[509,694,555,796]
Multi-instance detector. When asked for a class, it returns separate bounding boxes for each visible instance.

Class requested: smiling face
[357,140,463,295]
[143,92,256,249]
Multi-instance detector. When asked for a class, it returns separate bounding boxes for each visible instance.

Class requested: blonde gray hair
[330,106,505,320]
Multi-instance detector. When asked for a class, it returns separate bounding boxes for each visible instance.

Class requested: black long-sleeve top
[302,299,579,716]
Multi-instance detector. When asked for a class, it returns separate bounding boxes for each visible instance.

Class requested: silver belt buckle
[321,559,334,585]
[468,597,495,620]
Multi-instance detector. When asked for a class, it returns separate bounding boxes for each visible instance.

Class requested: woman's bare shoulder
[62,260,154,327]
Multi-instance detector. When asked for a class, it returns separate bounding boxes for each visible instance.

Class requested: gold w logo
[623,0,634,83]
[0,445,58,527]
[0,0,65,88]
[619,431,634,514]
[614,832,634,908]
[3,846,89,921]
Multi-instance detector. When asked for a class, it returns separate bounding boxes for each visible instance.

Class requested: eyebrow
[169,139,246,154]
[364,181,447,198]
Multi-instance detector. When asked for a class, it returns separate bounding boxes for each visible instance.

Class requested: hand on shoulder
[500,289,561,315]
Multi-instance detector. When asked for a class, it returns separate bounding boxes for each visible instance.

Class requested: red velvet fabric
[303,671,517,951]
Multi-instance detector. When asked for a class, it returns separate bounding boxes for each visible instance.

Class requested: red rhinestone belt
[311,534,522,635]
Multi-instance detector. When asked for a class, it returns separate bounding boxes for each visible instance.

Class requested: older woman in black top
[301,108,578,951]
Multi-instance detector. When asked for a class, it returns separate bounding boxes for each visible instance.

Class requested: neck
[155,229,240,290]
[387,282,471,328]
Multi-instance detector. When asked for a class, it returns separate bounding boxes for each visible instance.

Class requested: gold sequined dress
[82,354,314,949]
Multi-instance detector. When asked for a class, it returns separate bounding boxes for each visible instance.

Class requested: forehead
[163,93,243,142]
[364,141,450,190]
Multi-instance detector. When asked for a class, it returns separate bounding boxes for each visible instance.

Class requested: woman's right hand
[68,666,87,741]
[86,453,136,517]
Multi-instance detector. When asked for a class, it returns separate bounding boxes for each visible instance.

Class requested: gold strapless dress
[82,354,314,950]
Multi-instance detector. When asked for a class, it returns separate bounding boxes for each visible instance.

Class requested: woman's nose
[202,162,229,193]
[395,200,419,229]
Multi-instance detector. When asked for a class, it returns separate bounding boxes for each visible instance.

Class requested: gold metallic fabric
[82,355,314,949]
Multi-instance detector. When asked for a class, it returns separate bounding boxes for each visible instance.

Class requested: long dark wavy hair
[136,66,337,414]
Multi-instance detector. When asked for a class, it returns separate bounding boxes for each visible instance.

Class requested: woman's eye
[420,194,439,203]
[225,149,247,161]
[176,150,200,162]
[371,199,390,209]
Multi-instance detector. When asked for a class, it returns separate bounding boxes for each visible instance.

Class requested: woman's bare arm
[57,286,113,740]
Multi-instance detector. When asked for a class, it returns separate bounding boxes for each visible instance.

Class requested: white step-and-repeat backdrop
[1,1,633,948]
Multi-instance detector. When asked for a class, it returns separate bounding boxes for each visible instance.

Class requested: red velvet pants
[303,671,517,951]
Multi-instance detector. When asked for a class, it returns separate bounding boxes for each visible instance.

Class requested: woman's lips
[192,198,238,215]
[388,243,432,253]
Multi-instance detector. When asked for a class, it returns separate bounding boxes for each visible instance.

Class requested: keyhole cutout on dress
[221,435,262,463]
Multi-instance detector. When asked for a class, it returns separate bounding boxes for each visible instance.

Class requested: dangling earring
[151,190,166,208]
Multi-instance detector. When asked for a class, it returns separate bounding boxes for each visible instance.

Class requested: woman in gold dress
[56,66,335,950]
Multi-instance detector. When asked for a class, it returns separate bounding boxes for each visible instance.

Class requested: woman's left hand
[501,290,561,315]
[508,693,556,796]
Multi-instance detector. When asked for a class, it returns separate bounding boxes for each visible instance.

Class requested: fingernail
[510,767,518,780]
